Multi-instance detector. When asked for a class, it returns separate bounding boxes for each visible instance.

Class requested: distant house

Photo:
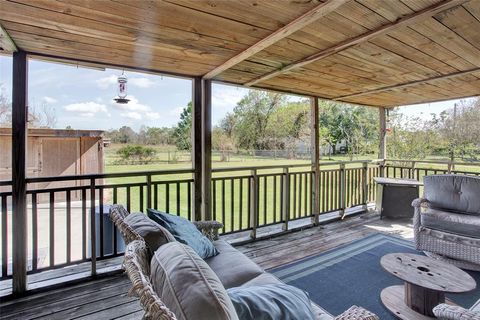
[0,128,104,201]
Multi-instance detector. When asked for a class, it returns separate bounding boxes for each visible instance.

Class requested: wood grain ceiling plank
[244,0,468,86]
[202,0,349,79]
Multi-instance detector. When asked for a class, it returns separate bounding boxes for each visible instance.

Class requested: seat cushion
[241,272,282,287]
[124,212,175,251]
[150,242,238,320]
[421,208,480,238]
[206,240,264,289]
[424,175,480,214]
[147,209,219,259]
[227,284,316,320]
[241,273,333,319]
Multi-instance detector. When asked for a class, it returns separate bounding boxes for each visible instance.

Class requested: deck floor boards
[0,213,413,320]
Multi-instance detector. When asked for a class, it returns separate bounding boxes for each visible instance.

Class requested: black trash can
[88,204,126,258]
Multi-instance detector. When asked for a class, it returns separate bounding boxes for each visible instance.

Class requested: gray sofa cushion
[227,284,316,320]
[421,208,480,238]
[150,242,239,320]
[424,175,480,214]
[124,212,175,251]
[206,240,264,289]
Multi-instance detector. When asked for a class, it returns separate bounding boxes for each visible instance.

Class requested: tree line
[106,90,480,162]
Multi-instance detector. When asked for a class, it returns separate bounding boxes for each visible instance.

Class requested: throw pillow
[147,208,218,259]
[227,284,315,320]
[124,212,175,252]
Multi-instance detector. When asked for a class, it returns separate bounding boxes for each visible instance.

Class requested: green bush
[116,145,156,164]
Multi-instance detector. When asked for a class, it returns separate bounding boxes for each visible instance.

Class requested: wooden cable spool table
[380,253,476,319]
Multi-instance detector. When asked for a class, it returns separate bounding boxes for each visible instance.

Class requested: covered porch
[0,0,479,318]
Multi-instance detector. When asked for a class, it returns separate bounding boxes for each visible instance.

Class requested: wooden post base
[405,282,444,316]
[381,285,453,320]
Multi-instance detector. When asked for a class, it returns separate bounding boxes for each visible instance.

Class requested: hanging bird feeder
[114,72,130,104]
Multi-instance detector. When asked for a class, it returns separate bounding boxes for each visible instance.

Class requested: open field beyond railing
[0,159,479,284]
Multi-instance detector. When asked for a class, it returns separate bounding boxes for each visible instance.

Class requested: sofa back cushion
[151,242,238,320]
[424,175,480,214]
[124,212,175,252]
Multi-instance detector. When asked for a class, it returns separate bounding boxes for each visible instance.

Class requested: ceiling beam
[245,0,467,87]
[0,23,17,53]
[333,67,480,101]
[202,0,349,80]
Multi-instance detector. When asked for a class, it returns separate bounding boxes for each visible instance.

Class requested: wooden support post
[201,79,212,220]
[12,50,28,295]
[192,77,202,221]
[379,107,387,177]
[310,97,320,225]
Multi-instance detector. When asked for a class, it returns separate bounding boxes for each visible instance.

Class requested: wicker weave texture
[433,304,480,320]
[413,199,480,271]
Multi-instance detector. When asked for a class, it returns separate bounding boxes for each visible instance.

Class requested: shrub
[116,145,156,164]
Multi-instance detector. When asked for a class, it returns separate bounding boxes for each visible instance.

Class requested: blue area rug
[269,233,480,319]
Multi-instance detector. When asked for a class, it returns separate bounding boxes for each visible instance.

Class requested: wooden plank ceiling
[0,0,479,107]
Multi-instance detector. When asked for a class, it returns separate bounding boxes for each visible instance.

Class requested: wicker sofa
[433,300,480,320]
[412,174,480,271]
[109,205,378,320]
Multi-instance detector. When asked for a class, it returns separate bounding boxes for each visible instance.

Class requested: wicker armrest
[334,305,379,320]
[412,198,431,208]
[193,220,223,241]
[433,304,480,320]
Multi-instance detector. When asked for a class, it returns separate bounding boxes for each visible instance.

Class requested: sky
[0,55,475,131]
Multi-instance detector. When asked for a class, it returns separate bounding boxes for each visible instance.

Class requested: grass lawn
[103,149,479,233]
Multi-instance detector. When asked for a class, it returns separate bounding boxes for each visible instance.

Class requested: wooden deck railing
[1,159,478,282]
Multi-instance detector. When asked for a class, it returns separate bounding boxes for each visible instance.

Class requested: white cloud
[169,107,184,117]
[64,101,108,118]
[42,96,57,104]
[129,77,155,88]
[121,111,142,120]
[96,75,155,89]
[146,112,161,120]
[212,85,248,110]
[96,75,117,89]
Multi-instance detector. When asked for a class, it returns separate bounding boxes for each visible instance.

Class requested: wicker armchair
[433,303,480,320]
[412,175,480,271]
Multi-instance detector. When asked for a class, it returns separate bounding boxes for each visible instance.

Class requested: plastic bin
[88,204,126,258]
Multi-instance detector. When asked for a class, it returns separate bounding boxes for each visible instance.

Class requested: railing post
[12,50,28,295]
[90,178,96,276]
[146,174,152,211]
[362,162,368,211]
[249,169,258,239]
[282,167,290,231]
[447,161,454,174]
[411,161,417,180]
[379,159,386,177]
[339,163,346,218]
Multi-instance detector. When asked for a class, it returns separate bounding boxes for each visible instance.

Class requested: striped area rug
[270,233,480,319]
